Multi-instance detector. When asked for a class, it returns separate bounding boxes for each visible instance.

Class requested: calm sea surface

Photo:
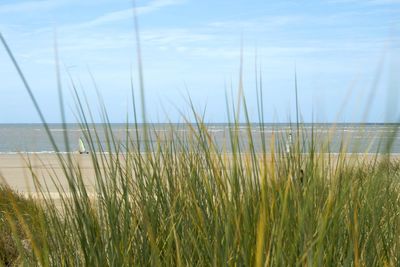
[0,123,399,154]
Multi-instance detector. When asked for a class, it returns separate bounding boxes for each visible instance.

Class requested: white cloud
[328,0,400,4]
[76,0,185,28]
[367,0,400,4]
[208,15,303,32]
[0,0,66,13]
[142,29,213,46]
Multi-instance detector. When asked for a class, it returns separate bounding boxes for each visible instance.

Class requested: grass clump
[4,124,400,266]
[0,185,45,266]
[1,31,400,266]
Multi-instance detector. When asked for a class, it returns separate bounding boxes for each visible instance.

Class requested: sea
[0,123,399,154]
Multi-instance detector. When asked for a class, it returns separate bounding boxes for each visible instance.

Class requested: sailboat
[286,133,292,153]
[79,138,89,154]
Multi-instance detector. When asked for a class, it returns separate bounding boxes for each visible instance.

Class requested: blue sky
[0,0,399,123]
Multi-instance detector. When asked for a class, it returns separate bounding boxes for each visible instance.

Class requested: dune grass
[1,122,400,266]
[1,32,400,266]
[0,185,45,266]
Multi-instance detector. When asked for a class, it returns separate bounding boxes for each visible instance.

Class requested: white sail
[79,138,86,153]
[286,133,292,153]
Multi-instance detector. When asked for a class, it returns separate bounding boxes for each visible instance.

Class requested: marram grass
[2,122,400,266]
[1,32,400,266]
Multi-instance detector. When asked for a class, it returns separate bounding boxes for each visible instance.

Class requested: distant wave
[49,129,84,132]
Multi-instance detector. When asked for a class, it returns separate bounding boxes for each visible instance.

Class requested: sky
[0,0,399,123]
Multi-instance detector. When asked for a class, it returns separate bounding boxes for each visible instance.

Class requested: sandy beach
[0,153,97,196]
[0,152,394,197]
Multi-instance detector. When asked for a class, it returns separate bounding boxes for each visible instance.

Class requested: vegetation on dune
[1,120,400,266]
[0,185,45,266]
[1,32,400,266]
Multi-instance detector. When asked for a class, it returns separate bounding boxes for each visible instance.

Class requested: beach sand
[0,152,394,198]
[0,153,96,197]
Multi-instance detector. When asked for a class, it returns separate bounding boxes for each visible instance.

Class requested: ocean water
[0,123,399,154]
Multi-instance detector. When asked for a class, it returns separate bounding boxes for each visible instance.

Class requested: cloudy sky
[0,0,399,123]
